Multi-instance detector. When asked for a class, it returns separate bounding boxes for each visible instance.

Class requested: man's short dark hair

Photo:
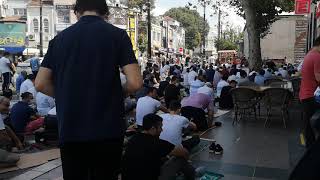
[192,66,197,72]
[240,70,247,78]
[143,114,163,130]
[3,89,12,99]
[147,87,157,94]
[315,36,320,47]
[74,0,109,16]
[21,92,32,99]
[27,74,35,80]
[3,52,9,56]
[171,76,178,83]
[230,80,238,85]
[169,100,181,111]
[222,74,228,81]
[259,70,265,76]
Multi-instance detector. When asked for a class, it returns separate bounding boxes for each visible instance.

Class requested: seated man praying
[160,101,199,151]
[122,114,196,180]
[10,92,42,140]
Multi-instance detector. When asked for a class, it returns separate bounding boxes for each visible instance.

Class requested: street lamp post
[166,19,169,58]
[217,8,221,51]
[202,0,206,57]
[147,0,152,60]
[39,0,43,57]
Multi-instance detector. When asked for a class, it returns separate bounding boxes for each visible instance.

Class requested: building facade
[159,16,185,56]
[244,15,308,64]
[7,0,27,17]
[26,0,55,53]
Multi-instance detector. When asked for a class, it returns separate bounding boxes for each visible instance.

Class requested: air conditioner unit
[28,34,35,41]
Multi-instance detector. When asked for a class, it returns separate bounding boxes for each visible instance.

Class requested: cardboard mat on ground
[214,109,230,118]
[0,149,60,174]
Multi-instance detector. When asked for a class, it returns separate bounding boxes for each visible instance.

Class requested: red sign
[179,47,183,54]
[295,0,311,14]
[317,3,320,18]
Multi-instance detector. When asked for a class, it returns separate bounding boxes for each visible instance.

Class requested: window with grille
[33,18,39,33]
[13,8,27,16]
[43,19,49,33]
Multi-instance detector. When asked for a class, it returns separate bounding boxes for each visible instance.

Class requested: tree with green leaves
[164,7,210,50]
[128,0,155,10]
[215,26,243,51]
[229,0,294,70]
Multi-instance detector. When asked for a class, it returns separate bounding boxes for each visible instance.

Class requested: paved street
[1,101,305,180]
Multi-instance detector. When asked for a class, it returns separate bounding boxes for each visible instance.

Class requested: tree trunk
[241,0,262,70]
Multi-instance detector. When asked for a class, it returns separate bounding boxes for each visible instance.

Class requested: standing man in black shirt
[164,76,181,108]
[35,0,142,179]
[122,114,195,180]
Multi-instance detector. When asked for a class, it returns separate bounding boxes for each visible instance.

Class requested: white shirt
[120,72,126,87]
[48,107,57,116]
[28,87,38,99]
[197,85,214,98]
[298,61,304,72]
[189,80,205,96]
[280,70,289,78]
[36,92,55,116]
[0,114,5,130]
[183,73,189,86]
[0,57,11,74]
[216,80,229,97]
[136,96,161,126]
[213,71,222,86]
[48,107,56,116]
[159,114,190,146]
[160,65,170,75]
[20,79,34,96]
[188,70,198,84]
[228,75,237,82]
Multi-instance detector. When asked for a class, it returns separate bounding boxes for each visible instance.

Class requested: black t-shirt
[164,84,180,104]
[122,133,174,180]
[41,16,137,144]
[158,81,170,97]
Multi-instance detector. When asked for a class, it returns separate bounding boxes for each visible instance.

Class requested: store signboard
[0,23,25,47]
[108,7,128,27]
[56,5,73,10]
[295,0,311,14]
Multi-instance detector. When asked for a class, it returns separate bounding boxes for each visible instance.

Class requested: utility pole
[39,0,43,57]
[166,19,169,58]
[217,9,221,51]
[147,0,152,60]
[203,0,206,57]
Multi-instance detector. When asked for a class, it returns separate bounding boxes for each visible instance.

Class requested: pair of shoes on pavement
[209,143,223,155]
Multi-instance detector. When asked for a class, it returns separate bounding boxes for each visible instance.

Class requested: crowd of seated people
[0,56,301,177]
[0,72,58,168]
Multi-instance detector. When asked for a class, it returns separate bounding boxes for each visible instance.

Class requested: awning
[0,46,25,54]
[23,48,47,56]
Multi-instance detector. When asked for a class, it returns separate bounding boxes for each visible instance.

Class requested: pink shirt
[300,49,320,100]
[181,93,211,110]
